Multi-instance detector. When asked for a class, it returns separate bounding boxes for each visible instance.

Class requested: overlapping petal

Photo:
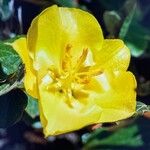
[27,5,103,77]
[94,39,130,71]
[85,71,136,122]
[38,70,136,136]
[11,38,38,98]
[38,80,102,136]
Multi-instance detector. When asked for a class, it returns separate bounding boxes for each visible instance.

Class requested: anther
[74,48,88,72]
[61,44,72,72]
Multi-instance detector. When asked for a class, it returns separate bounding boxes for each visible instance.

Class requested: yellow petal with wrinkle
[38,81,102,136]
[11,38,38,98]
[94,39,130,71]
[85,71,136,122]
[18,5,137,136]
[27,5,103,77]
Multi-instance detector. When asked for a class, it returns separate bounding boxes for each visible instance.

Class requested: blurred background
[0,0,150,149]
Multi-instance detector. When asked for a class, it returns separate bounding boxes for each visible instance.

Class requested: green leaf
[119,3,136,39]
[103,10,121,36]
[0,0,11,6]
[119,1,150,57]
[83,117,150,150]
[123,23,150,57]
[122,0,139,16]
[0,64,24,96]
[83,124,143,150]
[0,89,27,128]
[26,95,39,118]
[136,101,150,115]
[0,0,12,21]
[0,41,24,96]
[0,42,22,75]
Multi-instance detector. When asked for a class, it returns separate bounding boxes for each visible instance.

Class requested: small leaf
[103,11,121,36]
[0,0,13,21]
[26,95,39,118]
[1,0,11,6]
[0,89,27,128]
[136,101,150,115]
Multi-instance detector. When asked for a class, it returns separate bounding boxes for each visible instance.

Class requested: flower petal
[85,71,136,122]
[27,5,103,76]
[94,39,130,71]
[11,38,38,98]
[38,81,102,136]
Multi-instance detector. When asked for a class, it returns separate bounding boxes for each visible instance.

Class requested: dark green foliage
[83,117,150,150]
[103,0,150,57]
[0,38,27,128]
[0,89,27,128]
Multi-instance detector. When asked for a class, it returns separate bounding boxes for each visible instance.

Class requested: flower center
[42,44,102,106]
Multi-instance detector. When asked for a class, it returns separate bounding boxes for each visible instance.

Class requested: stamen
[61,44,72,72]
[75,75,90,84]
[46,84,57,92]
[66,44,72,53]
[46,44,103,107]
[72,89,89,99]
[77,68,103,77]
[48,66,59,79]
[64,89,74,107]
[74,48,88,72]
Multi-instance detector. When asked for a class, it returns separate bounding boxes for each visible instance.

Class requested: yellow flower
[12,5,136,136]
